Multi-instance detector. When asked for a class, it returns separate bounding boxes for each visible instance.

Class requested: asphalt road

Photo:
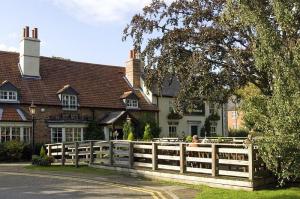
[0,171,156,199]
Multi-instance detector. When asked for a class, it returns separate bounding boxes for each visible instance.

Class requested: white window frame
[0,90,18,102]
[0,125,31,143]
[209,104,216,115]
[125,99,139,109]
[61,94,78,111]
[50,126,85,143]
[232,111,238,119]
[168,121,178,137]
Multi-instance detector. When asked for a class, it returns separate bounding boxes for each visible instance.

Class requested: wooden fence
[46,140,267,181]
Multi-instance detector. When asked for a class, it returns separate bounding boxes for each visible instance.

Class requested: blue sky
[0,0,151,66]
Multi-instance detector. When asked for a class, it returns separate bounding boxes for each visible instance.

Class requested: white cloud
[49,0,152,25]
[0,44,18,52]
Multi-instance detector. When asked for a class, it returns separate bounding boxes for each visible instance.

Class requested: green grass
[158,180,300,199]
[25,165,117,176]
[194,185,300,199]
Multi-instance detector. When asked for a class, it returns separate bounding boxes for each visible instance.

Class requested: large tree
[124,0,300,185]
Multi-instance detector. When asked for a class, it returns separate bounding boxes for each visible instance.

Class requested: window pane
[0,127,10,142]
[23,127,31,143]
[51,128,63,143]
[65,128,73,142]
[11,127,20,141]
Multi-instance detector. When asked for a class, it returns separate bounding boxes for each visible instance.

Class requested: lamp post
[29,102,37,152]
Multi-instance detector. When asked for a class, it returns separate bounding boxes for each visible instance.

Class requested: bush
[127,132,135,141]
[84,121,104,140]
[123,120,134,140]
[40,146,46,157]
[185,135,193,142]
[32,146,54,166]
[4,141,26,161]
[228,128,249,137]
[143,124,152,141]
[32,155,54,166]
[0,141,32,162]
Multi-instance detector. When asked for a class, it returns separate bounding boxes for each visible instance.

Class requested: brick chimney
[125,49,142,88]
[19,26,40,77]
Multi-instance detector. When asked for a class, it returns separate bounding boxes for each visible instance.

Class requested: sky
[0,0,152,66]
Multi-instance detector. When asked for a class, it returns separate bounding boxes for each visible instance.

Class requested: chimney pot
[23,28,26,38]
[34,28,38,39]
[25,26,29,38]
[32,29,35,38]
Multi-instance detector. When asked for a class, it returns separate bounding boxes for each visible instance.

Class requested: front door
[191,125,198,136]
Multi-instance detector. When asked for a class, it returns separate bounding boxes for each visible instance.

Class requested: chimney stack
[19,26,41,77]
[125,49,142,89]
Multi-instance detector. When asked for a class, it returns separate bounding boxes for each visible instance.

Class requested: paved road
[0,165,198,199]
[0,171,157,199]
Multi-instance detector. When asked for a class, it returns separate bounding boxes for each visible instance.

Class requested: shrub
[32,155,54,166]
[0,143,7,161]
[185,135,192,142]
[143,124,152,141]
[123,120,134,140]
[228,128,249,137]
[4,141,25,161]
[40,146,46,157]
[127,132,135,141]
[84,121,104,140]
[137,113,161,138]
[32,146,54,166]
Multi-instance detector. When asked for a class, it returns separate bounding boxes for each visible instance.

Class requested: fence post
[180,143,186,174]
[248,144,254,181]
[47,145,52,156]
[75,142,79,168]
[109,141,114,166]
[61,143,65,166]
[89,141,94,164]
[211,144,217,177]
[128,141,134,169]
[152,142,158,171]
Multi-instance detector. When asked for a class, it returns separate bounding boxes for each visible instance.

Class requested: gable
[0,80,18,92]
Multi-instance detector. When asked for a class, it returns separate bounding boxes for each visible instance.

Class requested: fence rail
[45,140,267,180]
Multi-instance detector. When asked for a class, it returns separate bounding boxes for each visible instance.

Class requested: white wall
[157,97,227,137]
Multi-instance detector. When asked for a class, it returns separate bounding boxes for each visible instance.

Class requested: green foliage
[85,121,104,140]
[3,141,26,161]
[137,113,161,138]
[123,120,134,140]
[185,135,193,143]
[125,0,300,186]
[167,110,183,120]
[40,146,46,157]
[200,114,220,137]
[143,123,152,141]
[127,132,135,141]
[32,155,54,166]
[228,128,249,137]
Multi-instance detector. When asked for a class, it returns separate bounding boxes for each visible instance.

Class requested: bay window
[51,127,85,143]
[0,126,31,143]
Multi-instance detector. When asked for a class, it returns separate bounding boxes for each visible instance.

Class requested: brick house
[0,26,158,144]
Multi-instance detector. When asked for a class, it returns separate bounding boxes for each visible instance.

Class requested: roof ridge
[0,50,125,69]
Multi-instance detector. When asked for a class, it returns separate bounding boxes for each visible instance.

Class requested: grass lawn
[25,165,117,176]
[25,165,300,199]
[194,185,300,199]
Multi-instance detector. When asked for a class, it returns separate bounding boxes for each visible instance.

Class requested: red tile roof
[0,51,158,111]
[0,105,30,122]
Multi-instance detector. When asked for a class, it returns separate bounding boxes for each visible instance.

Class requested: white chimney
[19,26,40,77]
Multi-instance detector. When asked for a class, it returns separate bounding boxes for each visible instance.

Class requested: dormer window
[0,91,17,102]
[62,94,78,110]
[125,99,138,108]
[120,91,139,109]
[0,81,19,103]
[57,85,79,111]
